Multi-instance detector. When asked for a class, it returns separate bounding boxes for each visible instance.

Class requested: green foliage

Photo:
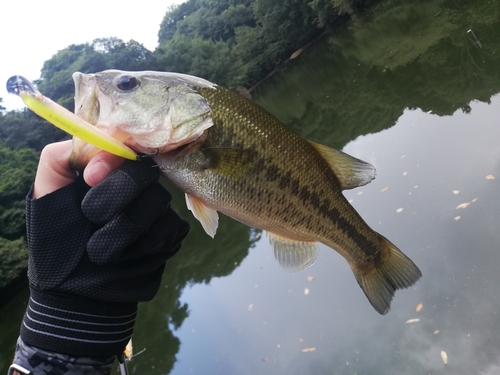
[37,38,158,110]
[157,36,236,87]
[0,110,68,151]
[156,0,326,89]
[0,237,28,288]
[0,142,38,240]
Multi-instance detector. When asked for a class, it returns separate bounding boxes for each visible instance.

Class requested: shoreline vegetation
[0,0,369,305]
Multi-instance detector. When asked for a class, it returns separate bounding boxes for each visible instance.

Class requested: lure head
[6,75,41,97]
[70,70,215,168]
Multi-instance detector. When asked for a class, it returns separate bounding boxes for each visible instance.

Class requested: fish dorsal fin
[267,232,318,273]
[204,148,255,179]
[185,193,219,238]
[308,141,376,190]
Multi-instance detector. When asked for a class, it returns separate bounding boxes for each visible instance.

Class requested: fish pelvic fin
[308,141,376,190]
[185,193,219,238]
[267,232,318,273]
[351,235,422,315]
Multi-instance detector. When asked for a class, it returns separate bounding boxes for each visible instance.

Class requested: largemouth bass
[71,70,421,314]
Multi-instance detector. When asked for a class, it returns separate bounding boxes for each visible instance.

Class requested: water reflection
[255,0,500,148]
[1,0,500,373]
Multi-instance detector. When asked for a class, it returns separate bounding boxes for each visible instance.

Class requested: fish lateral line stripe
[262,158,379,260]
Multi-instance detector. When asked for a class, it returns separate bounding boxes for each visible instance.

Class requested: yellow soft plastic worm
[6,75,137,161]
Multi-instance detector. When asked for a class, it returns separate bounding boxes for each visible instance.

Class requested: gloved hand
[20,157,189,358]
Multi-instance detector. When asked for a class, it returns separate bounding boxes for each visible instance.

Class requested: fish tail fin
[351,235,422,315]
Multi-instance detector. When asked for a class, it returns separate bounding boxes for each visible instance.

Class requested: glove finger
[82,157,159,225]
[86,183,172,265]
[26,181,91,290]
[120,207,190,261]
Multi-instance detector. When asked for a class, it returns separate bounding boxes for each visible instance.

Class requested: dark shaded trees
[153,0,369,89]
[0,142,37,293]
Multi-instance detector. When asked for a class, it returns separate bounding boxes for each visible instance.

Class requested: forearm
[11,152,189,374]
[10,288,137,375]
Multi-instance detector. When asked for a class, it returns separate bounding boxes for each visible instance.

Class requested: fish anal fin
[308,140,376,190]
[267,232,318,273]
[351,235,422,315]
[185,193,219,238]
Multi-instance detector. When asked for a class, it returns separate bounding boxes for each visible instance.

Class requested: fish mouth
[69,72,137,170]
[69,73,99,170]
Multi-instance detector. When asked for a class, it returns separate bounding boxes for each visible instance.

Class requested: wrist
[21,288,137,357]
[13,337,115,375]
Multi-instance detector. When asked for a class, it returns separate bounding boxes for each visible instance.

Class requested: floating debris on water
[453,190,460,195]
[301,348,316,353]
[304,288,310,295]
[381,187,389,192]
[457,198,478,210]
[485,174,495,180]
[396,208,404,213]
[307,276,314,282]
[441,350,448,365]
[454,216,461,221]
[405,318,420,324]
[416,303,423,312]
[248,303,254,312]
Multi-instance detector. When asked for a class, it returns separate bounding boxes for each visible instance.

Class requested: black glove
[20,158,189,358]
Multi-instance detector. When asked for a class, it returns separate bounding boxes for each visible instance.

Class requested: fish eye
[115,75,140,92]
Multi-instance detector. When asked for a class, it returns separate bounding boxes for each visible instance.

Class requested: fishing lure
[6,75,137,161]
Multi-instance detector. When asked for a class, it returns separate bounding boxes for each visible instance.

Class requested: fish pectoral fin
[204,148,255,179]
[185,193,219,238]
[351,234,422,315]
[267,232,318,273]
[308,141,376,190]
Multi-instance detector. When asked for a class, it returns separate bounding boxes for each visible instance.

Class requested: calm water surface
[1,0,500,374]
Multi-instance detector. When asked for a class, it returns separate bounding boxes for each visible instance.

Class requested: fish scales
[69,70,422,314]
[170,86,382,266]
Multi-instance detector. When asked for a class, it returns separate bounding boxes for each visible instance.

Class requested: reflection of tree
[130,185,258,374]
[253,0,500,150]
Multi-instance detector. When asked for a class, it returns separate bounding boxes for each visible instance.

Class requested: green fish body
[71,70,421,314]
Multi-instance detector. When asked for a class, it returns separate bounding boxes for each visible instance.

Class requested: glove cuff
[21,288,137,357]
